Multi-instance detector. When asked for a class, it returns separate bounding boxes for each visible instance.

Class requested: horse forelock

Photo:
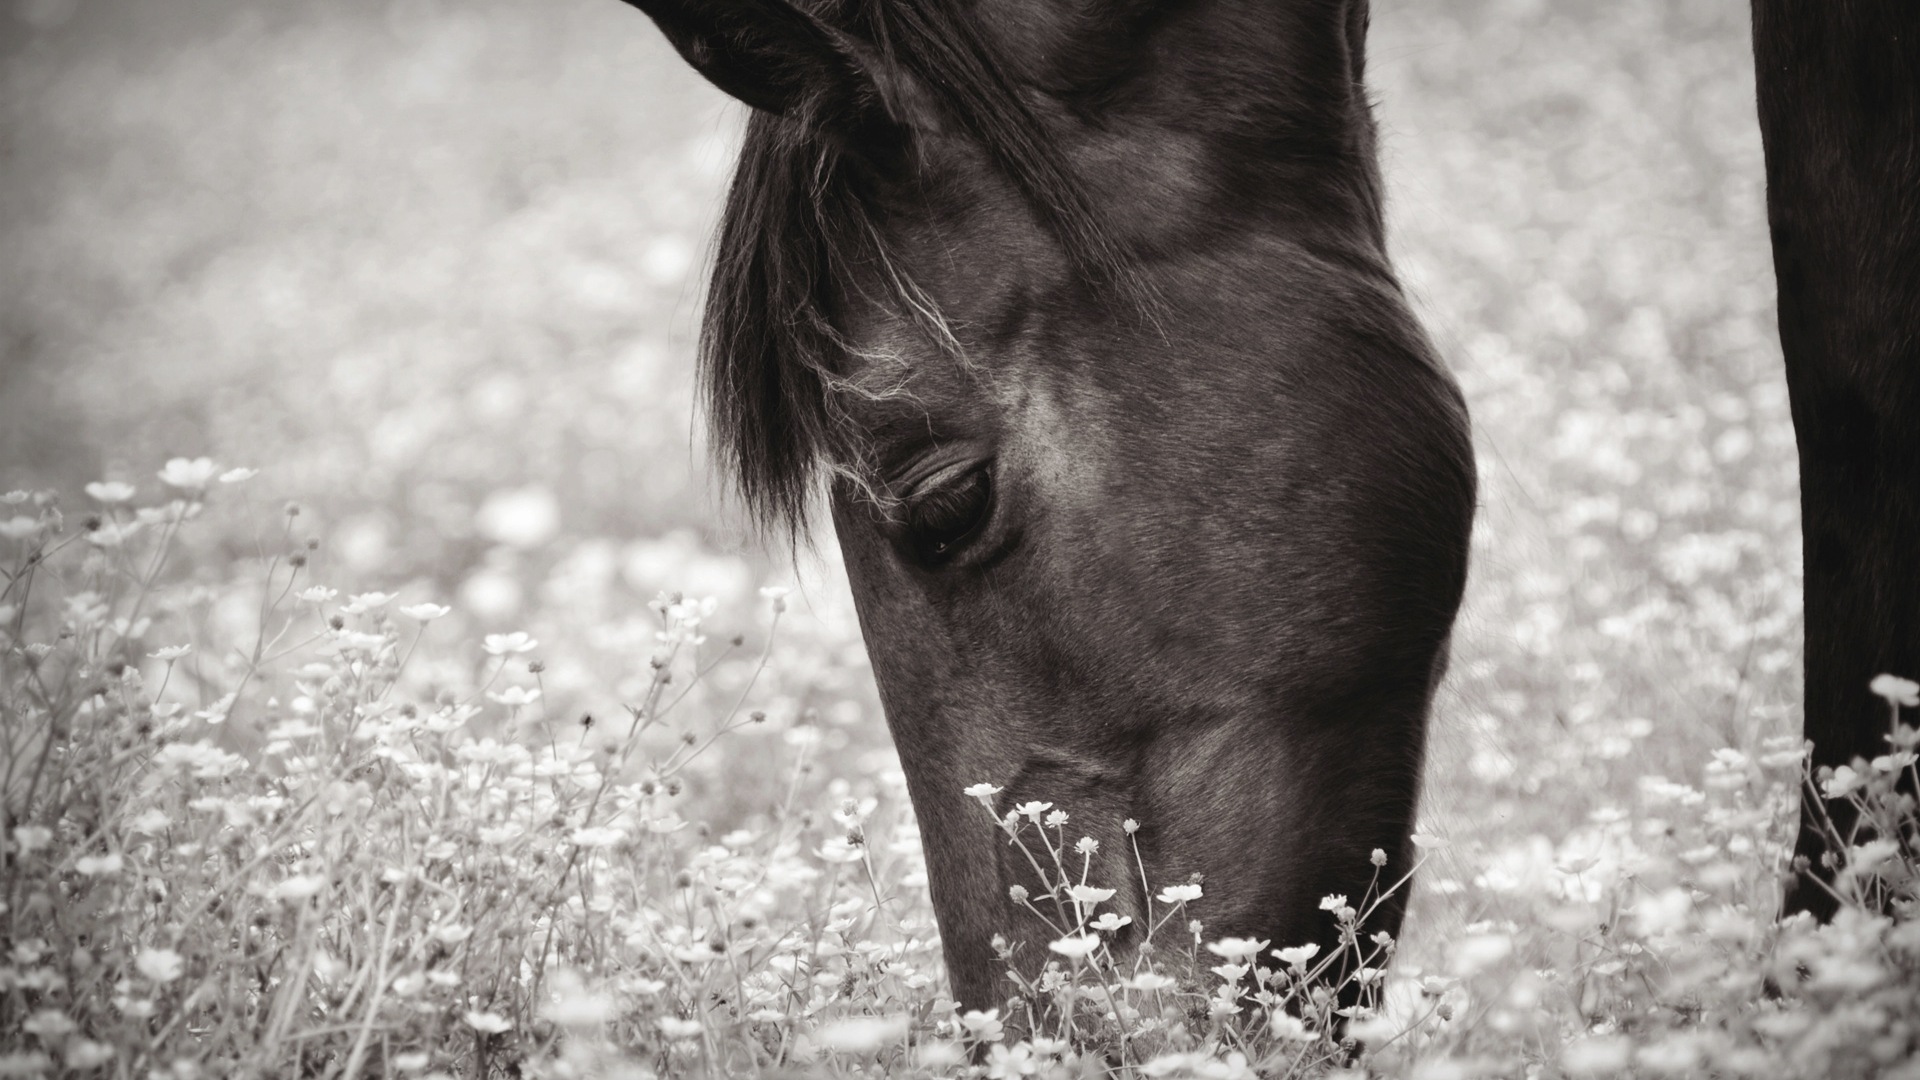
[698,0,1143,538]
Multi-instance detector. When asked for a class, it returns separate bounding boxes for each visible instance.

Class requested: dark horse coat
[1751,1,1920,921]
[615,0,1920,1002]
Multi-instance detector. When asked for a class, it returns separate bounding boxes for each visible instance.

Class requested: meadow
[2,0,1917,1076]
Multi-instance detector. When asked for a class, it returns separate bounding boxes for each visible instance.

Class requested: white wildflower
[85,481,136,504]
[157,457,220,491]
[340,592,396,614]
[1270,1013,1317,1042]
[483,632,538,656]
[1821,764,1866,799]
[656,1017,703,1040]
[959,1009,1005,1043]
[1048,934,1101,960]
[12,825,53,855]
[816,1014,911,1053]
[1067,884,1115,905]
[569,827,626,849]
[136,948,185,983]
[463,1011,513,1034]
[74,853,123,876]
[64,1040,114,1069]
[1869,673,1920,707]
[1272,943,1320,967]
[1205,937,1269,961]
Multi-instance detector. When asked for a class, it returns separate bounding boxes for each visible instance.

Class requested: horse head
[618,0,1475,1010]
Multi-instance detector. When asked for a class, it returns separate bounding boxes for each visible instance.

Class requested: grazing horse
[612,0,1920,1003]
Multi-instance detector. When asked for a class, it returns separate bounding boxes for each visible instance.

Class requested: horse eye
[906,467,993,563]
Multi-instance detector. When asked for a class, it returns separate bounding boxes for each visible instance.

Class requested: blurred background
[0,0,1798,926]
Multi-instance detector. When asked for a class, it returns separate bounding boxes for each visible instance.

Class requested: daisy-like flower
[963,782,1002,808]
[1210,962,1249,982]
[1821,765,1865,800]
[1075,836,1099,854]
[400,602,451,621]
[1205,937,1269,961]
[464,1011,513,1034]
[297,587,338,604]
[488,687,542,707]
[87,519,142,548]
[128,808,170,834]
[1044,809,1069,828]
[1090,912,1132,933]
[340,592,396,615]
[218,467,258,484]
[136,947,185,983]
[569,826,626,849]
[657,1016,704,1039]
[1848,838,1901,873]
[1157,883,1203,904]
[75,853,124,876]
[1874,750,1919,772]
[0,516,43,541]
[157,457,220,491]
[1067,884,1115,905]
[1270,1013,1316,1041]
[1048,934,1101,960]
[148,644,193,661]
[483,631,538,656]
[1124,971,1176,991]
[1870,673,1920,707]
[1410,832,1449,850]
[959,1009,1004,1043]
[1272,943,1320,967]
[815,836,864,863]
[85,480,136,504]
[269,875,326,901]
[13,825,54,855]
[64,1040,114,1069]
[1318,894,1348,912]
[22,1009,75,1038]
[816,1015,911,1054]
[1013,801,1052,823]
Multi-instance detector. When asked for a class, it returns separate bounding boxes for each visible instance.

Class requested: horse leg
[1750,0,1920,919]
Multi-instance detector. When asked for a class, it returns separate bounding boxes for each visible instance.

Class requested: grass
[2,0,1918,1075]
[1,474,1918,1079]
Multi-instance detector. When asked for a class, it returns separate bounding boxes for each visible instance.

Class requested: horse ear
[618,0,871,117]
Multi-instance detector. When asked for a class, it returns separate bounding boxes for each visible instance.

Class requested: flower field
[2,0,1917,1076]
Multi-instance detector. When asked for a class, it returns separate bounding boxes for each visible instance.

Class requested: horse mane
[700,0,1135,536]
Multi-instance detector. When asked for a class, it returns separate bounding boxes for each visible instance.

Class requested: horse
[1750,0,1920,922]
[610,0,1920,1006]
